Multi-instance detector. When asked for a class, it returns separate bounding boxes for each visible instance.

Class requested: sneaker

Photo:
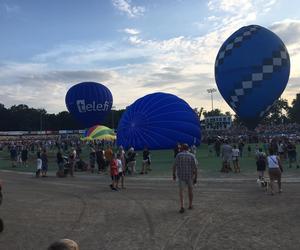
[112,187,118,191]
[179,207,185,213]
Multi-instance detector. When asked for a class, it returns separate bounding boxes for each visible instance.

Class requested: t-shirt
[221,144,232,161]
[37,158,42,170]
[117,159,123,173]
[267,155,280,169]
[174,151,197,181]
[110,159,118,176]
[232,148,240,158]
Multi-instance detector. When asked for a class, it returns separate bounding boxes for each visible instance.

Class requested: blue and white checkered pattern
[215,25,260,68]
[228,46,289,115]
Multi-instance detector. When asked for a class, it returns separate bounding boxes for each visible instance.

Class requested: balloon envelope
[215,25,290,129]
[81,125,116,141]
[65,82,113,128]
[117,92,201,150]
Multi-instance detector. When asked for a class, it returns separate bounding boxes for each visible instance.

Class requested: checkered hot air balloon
[215,25,290,129]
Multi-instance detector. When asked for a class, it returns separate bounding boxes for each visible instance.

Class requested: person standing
[56,149,64,177]
[41,149,48,177]
[174,143,181,158]
[214,138,221,157]
[36,152,42,178]
[21,146,28,167]
[140,146,151,174]
[104,146,113,171]
[256,148,267,181]
[221,140,232,173]
[267,148,283,195]
[238,140,244,158]
[127,147,137,175]
[96,147,105,173]
[110,154,119,191]
[287,141,300,169]
[173,144,198,213]
[68,149,76,177]
[89,148,96,173]
[116,153,124,189]
[10,146,17,168]
[232,145,240,173]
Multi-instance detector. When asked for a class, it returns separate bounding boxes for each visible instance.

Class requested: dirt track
[0,171,299,250]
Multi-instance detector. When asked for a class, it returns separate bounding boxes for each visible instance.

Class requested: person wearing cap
[47,239,79,250]
[173,144,198,213]
[127,147,137,175]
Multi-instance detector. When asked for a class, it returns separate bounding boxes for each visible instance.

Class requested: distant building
[202,115,232,131]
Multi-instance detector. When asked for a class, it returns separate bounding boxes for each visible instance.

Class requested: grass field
[1,144,299,177]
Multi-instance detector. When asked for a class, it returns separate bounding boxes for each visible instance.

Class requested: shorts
[118,172,123,178]
[111,175,119,181]
[268,168,281,181]
[178,179,193,190]
[42,164,48,171]
[232,157,239,162]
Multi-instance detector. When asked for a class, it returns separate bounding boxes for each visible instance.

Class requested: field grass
[0,144,299,177]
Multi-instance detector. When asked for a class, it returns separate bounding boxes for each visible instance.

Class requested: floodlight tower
[207,88,217,111]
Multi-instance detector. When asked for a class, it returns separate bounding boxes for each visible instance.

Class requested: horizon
[1,0,300,114]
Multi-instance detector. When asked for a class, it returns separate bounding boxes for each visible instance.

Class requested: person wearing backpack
[256,148,267,181]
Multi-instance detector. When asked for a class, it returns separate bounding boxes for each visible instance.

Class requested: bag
[279,164,283,172]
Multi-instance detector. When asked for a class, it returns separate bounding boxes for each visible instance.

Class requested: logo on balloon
[76,100,110,113]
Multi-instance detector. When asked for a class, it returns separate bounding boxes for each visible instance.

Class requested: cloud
[1,0,299,115]
[123,28,140,35]
[112,0,145,18]
[205,0,278,32]
[269,19,300,79]
[270,19,300,45]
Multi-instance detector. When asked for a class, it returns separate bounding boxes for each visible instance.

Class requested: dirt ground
[0,171,299,250]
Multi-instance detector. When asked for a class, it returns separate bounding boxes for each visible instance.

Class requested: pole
[207,88,217,111]
[40,112,42,131]
[111,106,116,129]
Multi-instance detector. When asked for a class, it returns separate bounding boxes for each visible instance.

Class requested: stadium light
[207,88,217,111]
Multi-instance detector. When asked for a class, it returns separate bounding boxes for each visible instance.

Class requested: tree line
[0,93,299,131]
[0,103,125,131]
[194,93,300,126]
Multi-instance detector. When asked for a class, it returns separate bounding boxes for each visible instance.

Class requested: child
[117,153,125,189]
[36,152,42,178]
[110,154,119,191]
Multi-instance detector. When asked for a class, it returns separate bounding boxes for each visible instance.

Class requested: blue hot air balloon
[117,92,201,150]
[215,25,290,129]
[65,82,113,128]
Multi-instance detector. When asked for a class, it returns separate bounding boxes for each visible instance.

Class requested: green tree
[261,98,290,125]
[289,93,300,124]
[203,108,223,117]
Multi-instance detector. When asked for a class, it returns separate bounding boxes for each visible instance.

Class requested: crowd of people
[0,135,154,192]
[0,129,299,215]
